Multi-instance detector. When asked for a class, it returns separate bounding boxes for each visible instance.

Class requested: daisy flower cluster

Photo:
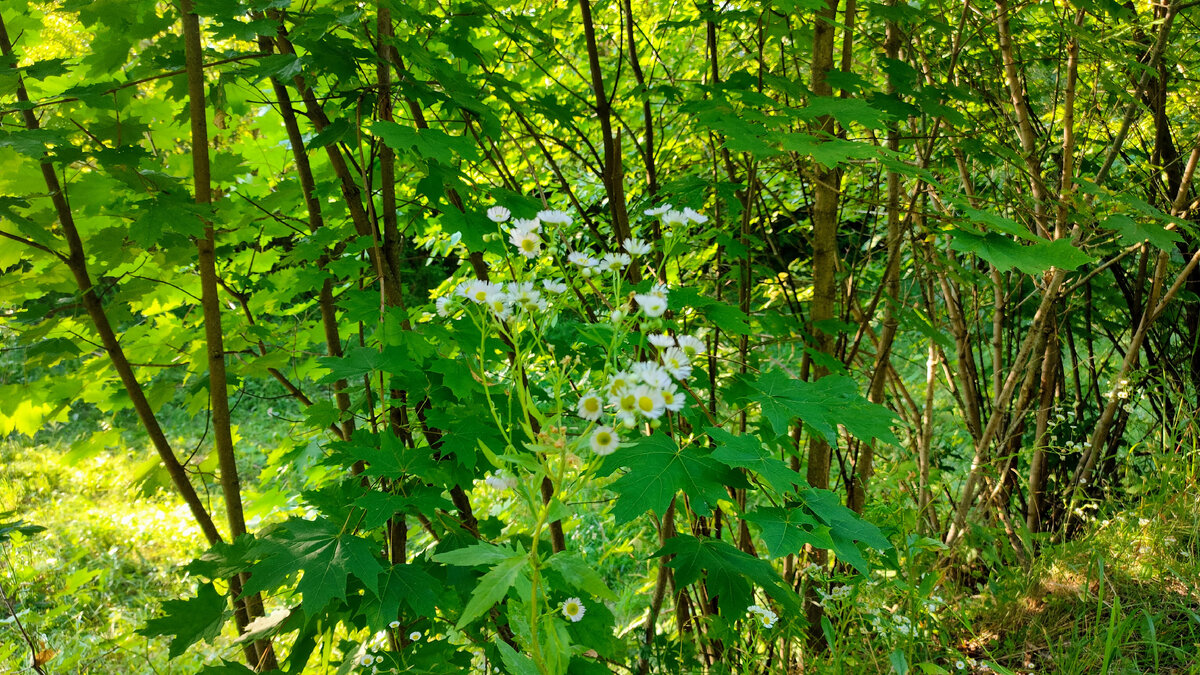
[747,604,778,628]
[577,328,706,456]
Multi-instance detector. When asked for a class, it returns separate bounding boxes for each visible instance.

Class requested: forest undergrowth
[5,435,1200,675]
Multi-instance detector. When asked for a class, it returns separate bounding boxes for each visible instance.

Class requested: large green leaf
[949,230,1093,275]
[242,518,384,615]
[600,433,742,524]
[743,507,834,559]
[138,583,230,658]
[654,535,799,617]
[708,427,801,494]
[742,370,899,445]
[455,554,528,629]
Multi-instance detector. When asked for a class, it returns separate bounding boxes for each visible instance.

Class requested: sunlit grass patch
[956,492,1200,674]
[0,440,220,673]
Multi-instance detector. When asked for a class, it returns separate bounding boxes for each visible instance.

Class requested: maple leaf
[138,582,230,658]
[600,433,743,524]
[655,535,799,617]
[242,517,383,615]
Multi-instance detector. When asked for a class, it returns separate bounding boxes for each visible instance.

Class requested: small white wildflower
[644,203,673,216]
[486,206,511,223]
[461,280,501,304]
[511,217,541,233]
[542,279,567,294]
[682,207,708,224]
[359,654,375,666]
[661,210,687,226]
[408,631,421,641]
[568,251,598,268]
[561,597,586,622]
[389,620,401,628]
[612,391,639,426]
[634,293,668,318]
[676,335,705,357]
[600,252,631,272]
[955,661,965,670]
[507,282,544,312]
[577,392,604,421]
[484,289,512,320]
[610,309,625,323]
[631,384,666,419]
[647,333,676,348]
[589,427,619,455]
[747,604,778,628]
[538,209,572,225]
[647,283,669,300]
[660,382,685,412]
[623,237,652,255]
[607,371,637,396]
[508,227,541,258]
[661,346,692,380]
[435,296,453,317]
[631,362,672,389]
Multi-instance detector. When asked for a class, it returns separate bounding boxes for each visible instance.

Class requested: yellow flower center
[638,395,655,412]
[595,432,611,446]
[584,398,600,413]
[619,394,636,411]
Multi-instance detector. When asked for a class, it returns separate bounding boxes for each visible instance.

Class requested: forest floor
[2,439,1199,674]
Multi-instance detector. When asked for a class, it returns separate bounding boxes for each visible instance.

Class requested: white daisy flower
[662,210,687,226]
[435,296,453,317]
[748,604,778,628]
[660,382,685,412]
[954,662,965,670]
[461,280,501,304]
[661,346,692,379]
[508,227,542,258]
[611,391,639,425]
[561,597,587,622]
[507,282,543,312]
[631,362,672,389]
[599,252,631,272]
[647,333,676,348]
[485,289,512,320]
[542,279,568,294]
[359,654,375,666]
[486,206,511,223]
[577,392,604,421]
[588,427,619,455]
[634,293,667,318]
[606,371,637,396]
[676,334,705,358]
[537,209,572,224]
[647,283,669,300]
[623,237,652,255]
[682,207,708,224]
[511,217,540,233]
[631,384,666,419]
[389,620,401,629]
[568,251,598,268]
[408,631,421,641]
[644,203,673,216]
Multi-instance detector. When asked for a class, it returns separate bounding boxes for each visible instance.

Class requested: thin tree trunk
[180,4,275,668]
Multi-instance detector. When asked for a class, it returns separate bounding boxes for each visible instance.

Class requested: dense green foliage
[1,0,1199,673]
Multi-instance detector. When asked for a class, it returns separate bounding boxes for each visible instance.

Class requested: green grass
[950,491,1200,675]
[0,439,224,674]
